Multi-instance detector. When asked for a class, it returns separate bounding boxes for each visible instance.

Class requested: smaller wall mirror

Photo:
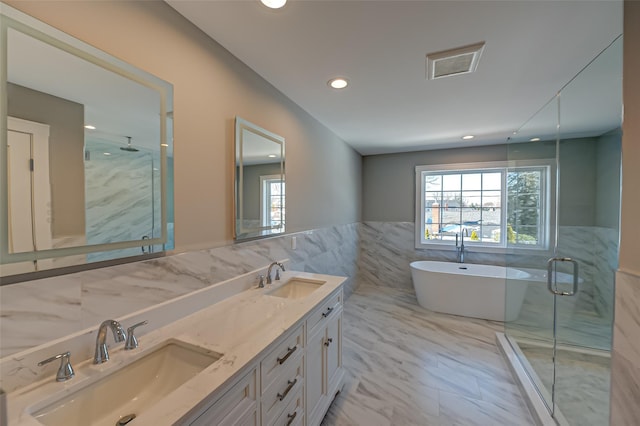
[234,117,285,240]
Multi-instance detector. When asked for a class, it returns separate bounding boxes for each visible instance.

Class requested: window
[415,161,550,250]
[260,175,285,231]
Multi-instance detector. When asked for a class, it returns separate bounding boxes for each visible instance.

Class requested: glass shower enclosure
[504,36,622,425]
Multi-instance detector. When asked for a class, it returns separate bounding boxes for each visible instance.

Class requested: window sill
[414,241,552,256]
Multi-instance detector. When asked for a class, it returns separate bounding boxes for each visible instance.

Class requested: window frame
[414,160,555,253]
[260,174,285,231]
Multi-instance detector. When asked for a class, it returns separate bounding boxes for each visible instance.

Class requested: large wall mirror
[0,4,174,278]
[235,117,285,240]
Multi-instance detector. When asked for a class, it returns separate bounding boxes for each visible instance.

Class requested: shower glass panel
[553,35,621,426]
[504,35,621,425]
[505,95,559,412]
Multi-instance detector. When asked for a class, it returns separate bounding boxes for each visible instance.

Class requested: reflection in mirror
[235,117,285,240]
[1,4,174,277]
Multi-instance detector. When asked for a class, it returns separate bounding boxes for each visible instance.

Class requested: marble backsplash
[0,223,359,359]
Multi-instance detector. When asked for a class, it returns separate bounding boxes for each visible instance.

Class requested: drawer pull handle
[321,306,334,318]
[277,345,298,365]
[286,410,297,426]
[324,337,333,347]
[277,378,297,401]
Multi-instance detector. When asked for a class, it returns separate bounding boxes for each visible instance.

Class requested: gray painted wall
[362,137,620,228]
[7,83,86,238]
[362,144,507,222]
[596,129,622,230]
[558,137,597,226]
[7,1,361,252]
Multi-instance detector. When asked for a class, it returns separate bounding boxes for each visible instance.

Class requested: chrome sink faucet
[266,261,286,284]
[456,232,466,263]
[94,320,127,364]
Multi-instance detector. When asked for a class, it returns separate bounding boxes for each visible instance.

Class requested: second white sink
[267,278,326,299]
[31,340,222,426]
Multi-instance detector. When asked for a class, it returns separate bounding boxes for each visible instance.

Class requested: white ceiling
[166,0,623,155]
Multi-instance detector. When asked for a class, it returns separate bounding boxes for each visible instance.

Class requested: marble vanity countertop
[6,270,346,426]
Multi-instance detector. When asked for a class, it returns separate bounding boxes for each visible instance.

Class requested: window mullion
[458,174,462,237]
[502,169,507,247]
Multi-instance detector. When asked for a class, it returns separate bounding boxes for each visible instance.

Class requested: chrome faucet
[94,320,127,364]
[266,262,286,284]
[456,231,466,263]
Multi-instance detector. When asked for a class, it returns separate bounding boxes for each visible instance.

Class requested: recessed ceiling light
[530,137,541,142]
[85,125,96,130]
[462,135,474,140]
[268,154,277,158]
[328,78,348,89]
[260,0,286,9]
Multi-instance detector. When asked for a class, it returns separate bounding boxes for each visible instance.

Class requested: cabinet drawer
[191,368,257,426]
[261,324,304,391]
[306,291,342,337]
[261,353,304,425]
[269,386,303,426]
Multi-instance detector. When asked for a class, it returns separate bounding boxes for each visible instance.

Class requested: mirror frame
[234,117,285,241]
[0,4,173,267]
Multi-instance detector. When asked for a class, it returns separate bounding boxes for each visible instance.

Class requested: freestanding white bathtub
[409,261,531,321]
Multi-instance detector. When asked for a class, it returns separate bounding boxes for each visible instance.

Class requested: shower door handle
[546,257,579,296]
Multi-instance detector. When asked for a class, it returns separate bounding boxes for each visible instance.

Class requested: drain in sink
[117,414,136,425]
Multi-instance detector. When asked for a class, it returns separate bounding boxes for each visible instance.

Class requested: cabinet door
[306,327,326,424]
[326,312,342,392]
[191,368,257,426]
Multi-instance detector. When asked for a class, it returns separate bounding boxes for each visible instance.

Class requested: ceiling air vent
[426,42,485,80]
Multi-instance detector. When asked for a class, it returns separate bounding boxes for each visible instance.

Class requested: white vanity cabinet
[305,292,344,426]
[186,287,343,426]
[261,325,305,425]
[190,368,259,426]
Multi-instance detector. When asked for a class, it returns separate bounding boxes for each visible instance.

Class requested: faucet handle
[275,269,281,281]
[258,275,265,288]
[38,351,74,382]
[124,320,148,350]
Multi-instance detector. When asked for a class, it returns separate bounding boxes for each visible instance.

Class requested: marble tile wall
[592,226,619,318]
[359,221,617,312]
[610,270,640,425]
[359,221,549,291]
[84,140,160,262]
[0,223,359,359]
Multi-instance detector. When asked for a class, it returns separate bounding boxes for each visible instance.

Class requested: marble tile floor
[518,343,610,426]
[321,284,535,426]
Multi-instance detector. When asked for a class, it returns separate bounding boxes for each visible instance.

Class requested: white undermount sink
[31,340,222,426]
[267,277,326,299]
